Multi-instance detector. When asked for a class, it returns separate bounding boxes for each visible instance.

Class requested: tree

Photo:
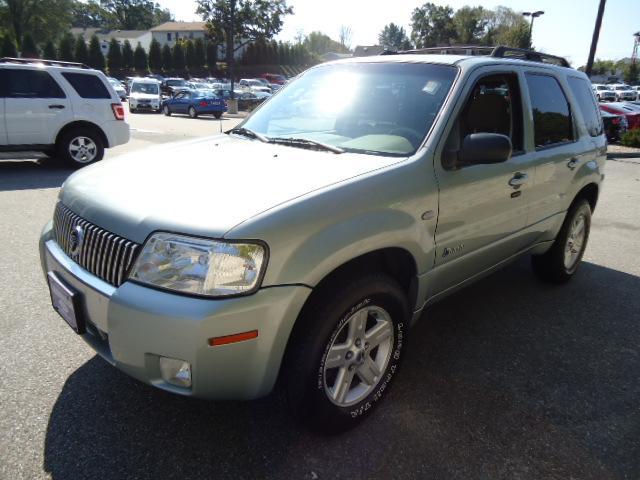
[410,3,456,48]
[21,33,39,58]
[623,62,639,85]
[133,42,147,71]
[0,0,73,47]
[196,0,293,66]
[0,34,17,57]
[185,39,196,69]
[148,37,162,71]
[88,34,105,70]
[98,0,174,30]
[122,39,134,69]
[161,43,172,70]
[74,35,89,64]
[453,6,487,45]
[107,38,122,71]
[482,6,530,47]
[43,40,57,60]
[71,0,109,28]
[378,23,412,51]
[194,38,206,69]
[303,31,348,56]
[172,41,185,71]
[338,25,352,50]
[206,41,217,68]
[58,33,75,61]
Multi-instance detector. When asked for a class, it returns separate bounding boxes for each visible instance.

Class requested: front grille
[53,203,140,287]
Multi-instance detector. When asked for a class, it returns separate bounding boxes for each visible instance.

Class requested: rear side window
[567,76,603,137]
[525,73,573,148]
[3,69,65,98]
[61,72,111,99]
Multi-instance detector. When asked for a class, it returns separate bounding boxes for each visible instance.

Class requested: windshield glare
[132,83,159,94]
[241,62,457,156]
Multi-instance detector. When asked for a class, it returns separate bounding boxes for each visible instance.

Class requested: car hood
[59,135,404,244]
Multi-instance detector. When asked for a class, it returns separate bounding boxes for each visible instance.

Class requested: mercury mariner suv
[0,58,129,167]
[40,46,605,433]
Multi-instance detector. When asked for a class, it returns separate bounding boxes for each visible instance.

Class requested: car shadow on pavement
[0,157,73,192]
[43,259,640,480]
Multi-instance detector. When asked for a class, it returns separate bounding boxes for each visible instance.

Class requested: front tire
[532,199,591,283]
[284,273,408,433]
[163,105,171,116]
[56,128,104,169]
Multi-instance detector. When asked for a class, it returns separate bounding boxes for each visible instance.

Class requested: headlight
[129,233,267,297]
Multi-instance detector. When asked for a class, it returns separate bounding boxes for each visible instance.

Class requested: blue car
[162,90,228,119]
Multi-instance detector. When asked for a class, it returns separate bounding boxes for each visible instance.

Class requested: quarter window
[567,77,603,137]
[525,74,573,148]
[3,69,65,98]
[61,73,111,99]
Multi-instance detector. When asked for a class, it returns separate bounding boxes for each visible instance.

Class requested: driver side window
[443,73,523,169]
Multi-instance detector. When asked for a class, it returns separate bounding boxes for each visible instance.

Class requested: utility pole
[585,0,607,77]
[522,11,544,48]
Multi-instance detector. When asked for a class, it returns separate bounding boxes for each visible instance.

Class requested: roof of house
[151,22,208,32]
[70,28,148,41]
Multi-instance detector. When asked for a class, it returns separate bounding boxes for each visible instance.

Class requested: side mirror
[459,133,512,166]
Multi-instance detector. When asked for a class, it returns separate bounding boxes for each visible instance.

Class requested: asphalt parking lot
[1,114,639,479]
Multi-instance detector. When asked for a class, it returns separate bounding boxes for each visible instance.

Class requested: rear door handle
[48,104,65,109]
[508,172,528,188]
[567,158,579,170]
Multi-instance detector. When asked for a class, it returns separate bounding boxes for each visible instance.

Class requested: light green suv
[40,47,605,433]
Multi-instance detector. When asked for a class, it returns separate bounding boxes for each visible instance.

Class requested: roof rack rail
[384,45,571,68]
[0,57,91,69]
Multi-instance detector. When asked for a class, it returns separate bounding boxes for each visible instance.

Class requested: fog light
[159,356,192,388]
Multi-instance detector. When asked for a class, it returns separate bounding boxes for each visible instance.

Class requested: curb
[607,152,640,159]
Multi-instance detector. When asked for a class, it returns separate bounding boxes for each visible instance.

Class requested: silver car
[41,49,605,432]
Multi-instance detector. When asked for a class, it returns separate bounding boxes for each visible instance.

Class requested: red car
[599,104,640,129]
[261,73,287,85]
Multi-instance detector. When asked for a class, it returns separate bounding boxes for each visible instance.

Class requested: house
[150,21,247,59]
[70,28,151,55]
[352,45,385,57]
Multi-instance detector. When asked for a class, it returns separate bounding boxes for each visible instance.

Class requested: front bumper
[39,222,311,400]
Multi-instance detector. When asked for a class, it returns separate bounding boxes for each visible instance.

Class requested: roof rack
[0,57,91,69]
[383,45,571,68]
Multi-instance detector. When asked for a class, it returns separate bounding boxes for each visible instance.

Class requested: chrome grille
[53,203,140,287]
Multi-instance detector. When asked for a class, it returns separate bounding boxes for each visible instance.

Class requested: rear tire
[129,106,137,113]
[56,128,104,169]
[283,273,408,434]
[188,106,198,118]
[532,199,591,284]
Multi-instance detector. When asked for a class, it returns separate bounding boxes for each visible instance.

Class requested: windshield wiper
[227,127,270,143]
[269,137,344,154]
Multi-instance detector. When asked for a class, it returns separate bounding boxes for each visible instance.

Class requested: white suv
[0,58,129,168]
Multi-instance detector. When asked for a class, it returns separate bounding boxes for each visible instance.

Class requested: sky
[157,0,638,66]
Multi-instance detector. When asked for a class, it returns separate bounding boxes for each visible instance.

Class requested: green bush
[621,128,640,148]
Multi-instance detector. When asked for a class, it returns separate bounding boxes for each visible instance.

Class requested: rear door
[4,68,72,145]
[0,69,7,145]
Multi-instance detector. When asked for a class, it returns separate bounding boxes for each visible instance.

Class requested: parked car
[261,72,287,85]
[146,73,165,83]
[106,77,127,101]
[128,78,162,113]
[0,57,129,168]
[239,78,271,94]
[592,84,616,102]
[40,48,605,433]
[161,89,227,118]
[161,77,188,97]
[600,110,626,142]
[611,84,637,102]
[599,103,640,129]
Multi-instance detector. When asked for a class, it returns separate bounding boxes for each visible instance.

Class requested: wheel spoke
[357,356,381,385]
[365,320,393,348]
[325,343,349,369]
[347,309,367,344]
[332,366,355,404]
[69,143,80,151]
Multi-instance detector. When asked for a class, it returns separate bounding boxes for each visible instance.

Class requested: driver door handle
[508,172,528,188]
[48,104,66,109]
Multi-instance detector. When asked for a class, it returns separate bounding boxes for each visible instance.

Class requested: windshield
[241,62,457,156]
[132,83,159,94]
[167,79,186,87]
[616,85,630,90]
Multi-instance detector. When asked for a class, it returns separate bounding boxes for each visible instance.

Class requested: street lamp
[522,10,545,47]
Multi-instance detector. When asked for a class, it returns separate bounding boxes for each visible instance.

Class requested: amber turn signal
[208,330,258,346]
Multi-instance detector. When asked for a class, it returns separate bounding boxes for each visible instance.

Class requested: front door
[4,68,72,146]
[432,69,534,294]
